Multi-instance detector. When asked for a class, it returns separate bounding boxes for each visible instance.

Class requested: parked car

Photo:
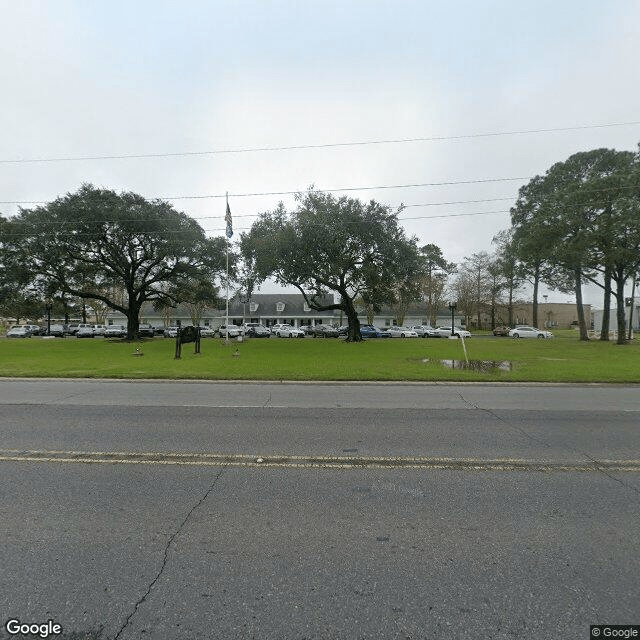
[8,325,34,337]
[138,324,155,338]
[272,324,305,338]
[47,324,66,337]
[270,323,289,335]
[313,324,340,338]
[163,326,179,338]
[199,327,216,337]
[66,323,80,336]
[105,324,127,338]
[24,324,42,336]
[92,324,106,336]
[359,325,391,338]
[75,323,95,337]
[509,326,553,339]
[301,325,315,336]
[336,325,349,336]
[410,325,440,338]
[243,323,271,338]
[217,324,243,338]
[7,326,31,338]
[433,326,472,338]
[387,326,419,338]
[492,326,511,336]
[152,325,166,336]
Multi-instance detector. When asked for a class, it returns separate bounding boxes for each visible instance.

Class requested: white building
[592,297,640,333]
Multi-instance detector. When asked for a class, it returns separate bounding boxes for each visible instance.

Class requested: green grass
[1,332,639,382]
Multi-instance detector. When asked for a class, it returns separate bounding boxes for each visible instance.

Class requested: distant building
[105,293,464,329]
[592,297,640,333]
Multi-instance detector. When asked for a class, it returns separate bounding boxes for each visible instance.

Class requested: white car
[410,325,440,338]
[386,326,419,338]
[105,324,127,338]
[92,324,106,336]
[7,326,31,338]
[218,324,243,338]
[76,325,96,338]
[509,326,553,339]
[434,326,472,338]
[199,327,215,337]
[272,324,305,338]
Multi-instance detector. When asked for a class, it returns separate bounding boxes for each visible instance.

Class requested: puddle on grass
[421,358,513,373]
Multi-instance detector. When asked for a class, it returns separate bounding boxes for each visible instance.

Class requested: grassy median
[0,331,639,382]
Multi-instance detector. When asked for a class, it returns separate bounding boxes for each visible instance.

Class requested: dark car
[360,325,391,338]
[313,324,340,338]
[138,324,155,338]
[245,324,271,338]
[492,326,511,336]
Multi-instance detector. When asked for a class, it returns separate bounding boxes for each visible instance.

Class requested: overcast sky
[2,0,639,305]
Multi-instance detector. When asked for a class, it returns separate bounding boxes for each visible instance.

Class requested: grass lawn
[0,331,639,382]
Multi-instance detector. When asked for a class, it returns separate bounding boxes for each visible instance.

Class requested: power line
[1,121,639,164]
[1,209,513,240]
[0,177,532,206]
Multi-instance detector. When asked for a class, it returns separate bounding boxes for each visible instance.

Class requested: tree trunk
[126,292,141,340]
[600,267,611,340]
[343,297,362,342]
[507,284,514,327]
[532,266,540,328]
[613,271,628,345]
[574,268,589,341]
[628,275,636,341]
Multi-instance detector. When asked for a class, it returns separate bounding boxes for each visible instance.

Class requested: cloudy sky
[2,0,639,305]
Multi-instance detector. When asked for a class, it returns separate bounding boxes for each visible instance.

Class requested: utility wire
[0,177,532,206]
[1,121,639,164]
[0,209,514,240]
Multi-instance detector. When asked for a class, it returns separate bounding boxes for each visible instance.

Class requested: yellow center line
[0,449,639,472]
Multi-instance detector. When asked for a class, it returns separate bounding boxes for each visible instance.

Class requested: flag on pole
[225,194,233,239]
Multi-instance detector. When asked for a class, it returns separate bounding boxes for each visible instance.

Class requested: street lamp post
[448,301,457,337]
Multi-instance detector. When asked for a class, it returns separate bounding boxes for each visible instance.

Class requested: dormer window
[276,302,285,312]
[303,303,311,312]
[250,302,259,312]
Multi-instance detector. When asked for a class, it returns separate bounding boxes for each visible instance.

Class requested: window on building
[250,302,259,312]
[276,302,285,312]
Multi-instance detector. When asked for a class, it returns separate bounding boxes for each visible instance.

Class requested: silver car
[434,326,472,338]
[273,324,305,338]
[411,325,439,338]
[7,326,31,338]
[509,326,553,339]
[386,326,419,338]
[105,324,127,338]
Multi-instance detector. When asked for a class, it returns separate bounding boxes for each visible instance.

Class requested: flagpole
[225,192,230,344]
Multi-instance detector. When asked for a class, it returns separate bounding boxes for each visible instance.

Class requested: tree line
[1,144,638,343]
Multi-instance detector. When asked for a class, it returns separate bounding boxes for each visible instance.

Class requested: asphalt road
[1,380,639,640]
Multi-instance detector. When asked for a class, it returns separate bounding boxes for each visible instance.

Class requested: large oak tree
[240,190,423,342]
[7,184,227,339]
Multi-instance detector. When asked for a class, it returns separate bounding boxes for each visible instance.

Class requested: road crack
[457,392,640,497]
[113,469,225,640]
